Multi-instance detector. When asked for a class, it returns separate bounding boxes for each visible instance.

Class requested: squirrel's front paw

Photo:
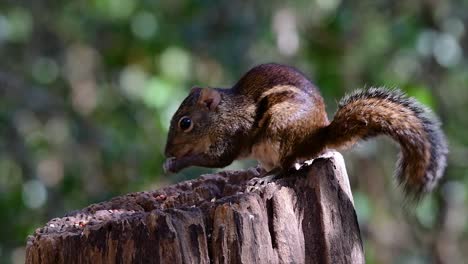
[246,176,273,192]
[246,168,282,192]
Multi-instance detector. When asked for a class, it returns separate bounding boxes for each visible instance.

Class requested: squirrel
[163,63,448,199]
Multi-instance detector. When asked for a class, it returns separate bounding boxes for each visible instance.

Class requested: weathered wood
[26,151,364,264]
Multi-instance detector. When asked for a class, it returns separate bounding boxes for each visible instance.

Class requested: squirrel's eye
[178,116,193,132]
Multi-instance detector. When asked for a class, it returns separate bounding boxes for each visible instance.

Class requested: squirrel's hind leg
[245,156,330,192]
[245,167,283,192]
[245,160,308,192]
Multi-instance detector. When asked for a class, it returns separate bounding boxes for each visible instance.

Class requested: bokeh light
[0,1,467,263]
[131,11,158,40]
[22,180,47,209]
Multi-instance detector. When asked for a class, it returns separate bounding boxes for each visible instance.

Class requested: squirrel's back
[233,63,322,101]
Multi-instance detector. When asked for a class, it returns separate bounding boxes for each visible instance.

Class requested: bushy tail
[326,88,448,199]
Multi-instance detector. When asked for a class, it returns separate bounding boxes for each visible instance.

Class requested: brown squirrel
[164,63,448,199]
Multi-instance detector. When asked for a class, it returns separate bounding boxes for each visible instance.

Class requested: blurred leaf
[158,47,192,82]
[5,7,32,42]
[353,191,372,224]
[415,196,437,228]
[405,84,435,109]
[141,77,173,109]
[0,1,466,263]
[92,0,137,20]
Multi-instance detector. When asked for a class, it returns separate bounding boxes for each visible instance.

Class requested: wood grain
[26,151,364,264]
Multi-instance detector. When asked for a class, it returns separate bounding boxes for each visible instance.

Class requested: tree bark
[25,151,364,264]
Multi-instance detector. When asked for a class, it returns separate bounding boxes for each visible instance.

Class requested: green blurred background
[0,1,467,263]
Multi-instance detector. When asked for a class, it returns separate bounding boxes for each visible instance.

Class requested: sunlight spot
[131,11,158,40]
[65,44,99,115]
[273,8,299,56]
[31,57,59,84]
[37,157,64,187]
[44,117,70,146]
[5,7,32,42]
[316,0,341,12]
[442,18,465,39]
[0,158,22,193]
[22,180,47,209]
[119,64,148,99]
[433,33,462,67]
[158,47,191,82]
[416,30,437,57]
[0,15,11,43]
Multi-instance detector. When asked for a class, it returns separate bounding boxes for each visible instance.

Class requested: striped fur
[328,88,448,199]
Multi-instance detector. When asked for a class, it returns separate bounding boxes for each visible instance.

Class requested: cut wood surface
[25,151,364,264]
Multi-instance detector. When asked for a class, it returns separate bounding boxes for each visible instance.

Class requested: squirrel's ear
[199,88,221,111]
[190,86,202,94]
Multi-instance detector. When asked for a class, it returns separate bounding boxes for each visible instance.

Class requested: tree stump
[25,151,364,264]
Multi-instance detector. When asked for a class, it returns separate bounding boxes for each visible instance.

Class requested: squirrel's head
[165,87,222,159]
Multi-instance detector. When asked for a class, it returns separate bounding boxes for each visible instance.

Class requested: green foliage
[0,1,467,263]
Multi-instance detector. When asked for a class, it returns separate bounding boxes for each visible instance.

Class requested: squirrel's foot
[246,168,283,192]
[245,158,322,192]
[292,158,319,170]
